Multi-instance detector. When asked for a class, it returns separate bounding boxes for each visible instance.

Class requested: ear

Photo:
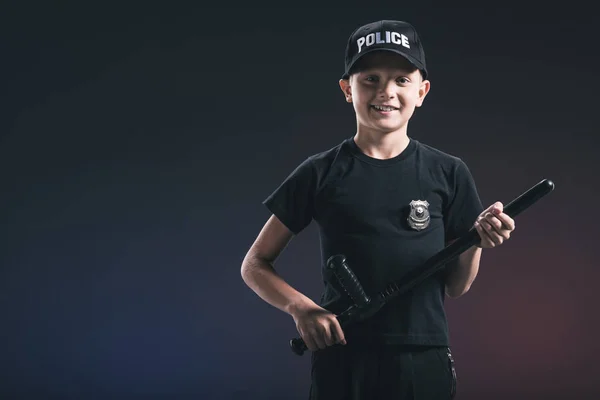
[339,79,352,103]
[415,79,431,108]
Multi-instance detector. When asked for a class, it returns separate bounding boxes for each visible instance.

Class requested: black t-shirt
[264,137,483,346]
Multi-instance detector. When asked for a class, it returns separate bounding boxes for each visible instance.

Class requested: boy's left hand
[474,202,515,248]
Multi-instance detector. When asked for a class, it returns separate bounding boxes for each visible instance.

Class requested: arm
[241,214,346,350]
[240,214,314,315]
[445,246,482,298]
[445,201,515,298]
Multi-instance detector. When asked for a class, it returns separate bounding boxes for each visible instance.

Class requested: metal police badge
[407,200,430,231]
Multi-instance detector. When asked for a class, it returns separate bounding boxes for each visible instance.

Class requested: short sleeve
[263,157,317,235]
[444,160,484,242]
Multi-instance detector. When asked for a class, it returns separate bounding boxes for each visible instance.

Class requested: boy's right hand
[290,300,346,352]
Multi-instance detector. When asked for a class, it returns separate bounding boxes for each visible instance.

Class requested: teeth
[373,105,396,111]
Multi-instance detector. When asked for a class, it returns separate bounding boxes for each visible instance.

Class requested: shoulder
[272,138,350,192]
[295,138,350,182]
[414,140,465,167]
[413,140,476,187]
[306,139,348,167]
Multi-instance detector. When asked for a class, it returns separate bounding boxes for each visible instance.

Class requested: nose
[378,80,397,99]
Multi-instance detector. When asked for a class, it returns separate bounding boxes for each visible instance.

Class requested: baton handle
[327,255,371,308]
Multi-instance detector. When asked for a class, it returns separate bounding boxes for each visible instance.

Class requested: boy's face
[339,51,430,135]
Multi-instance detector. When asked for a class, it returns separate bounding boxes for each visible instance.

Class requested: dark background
[1,2,598,399]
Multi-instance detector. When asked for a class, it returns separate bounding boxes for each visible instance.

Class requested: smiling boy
[241,20,515,399]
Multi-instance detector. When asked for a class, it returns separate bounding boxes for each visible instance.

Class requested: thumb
[491,201,503,214]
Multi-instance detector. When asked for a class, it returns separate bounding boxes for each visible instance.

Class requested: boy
[241,20,515,400]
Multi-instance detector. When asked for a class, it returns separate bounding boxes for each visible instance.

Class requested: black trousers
[309,343,457,400]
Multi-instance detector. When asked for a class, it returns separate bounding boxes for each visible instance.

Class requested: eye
[396,77,410,85]
[365,75,379,82]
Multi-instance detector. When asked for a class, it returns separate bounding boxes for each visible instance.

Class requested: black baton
[289,178,555,355]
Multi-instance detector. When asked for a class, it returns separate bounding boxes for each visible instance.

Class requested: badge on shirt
[408,200,430,231]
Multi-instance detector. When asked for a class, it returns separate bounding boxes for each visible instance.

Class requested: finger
[475,222,493,248]
[490,201,503,214]
[303,334,318,352]
[490,202,515,231]
[330,318,347,345]
[482,202,502,217]
[323,324,335,347]
[312,329,327,350]
[495,212,515,230]
[485,213,505,234]
[481,220,503,245]
[481,219,503,244]
[485,214,512,240]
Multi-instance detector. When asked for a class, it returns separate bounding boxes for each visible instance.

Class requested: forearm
[241,253,315,316]
[445,246,482,298]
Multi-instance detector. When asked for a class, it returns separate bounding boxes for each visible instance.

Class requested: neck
[353,128,410,160]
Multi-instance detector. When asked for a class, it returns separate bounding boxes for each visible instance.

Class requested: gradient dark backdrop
[2,3,598,399]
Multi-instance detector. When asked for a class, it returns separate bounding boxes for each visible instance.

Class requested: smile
[371,105,398,112]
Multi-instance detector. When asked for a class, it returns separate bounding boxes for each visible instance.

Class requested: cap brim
[342,47,427,79]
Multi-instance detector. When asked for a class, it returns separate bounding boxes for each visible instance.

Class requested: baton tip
[544,179,555,191]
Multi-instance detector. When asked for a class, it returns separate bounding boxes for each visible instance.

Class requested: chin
[357,115,406,132]
[374,121,405,132]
